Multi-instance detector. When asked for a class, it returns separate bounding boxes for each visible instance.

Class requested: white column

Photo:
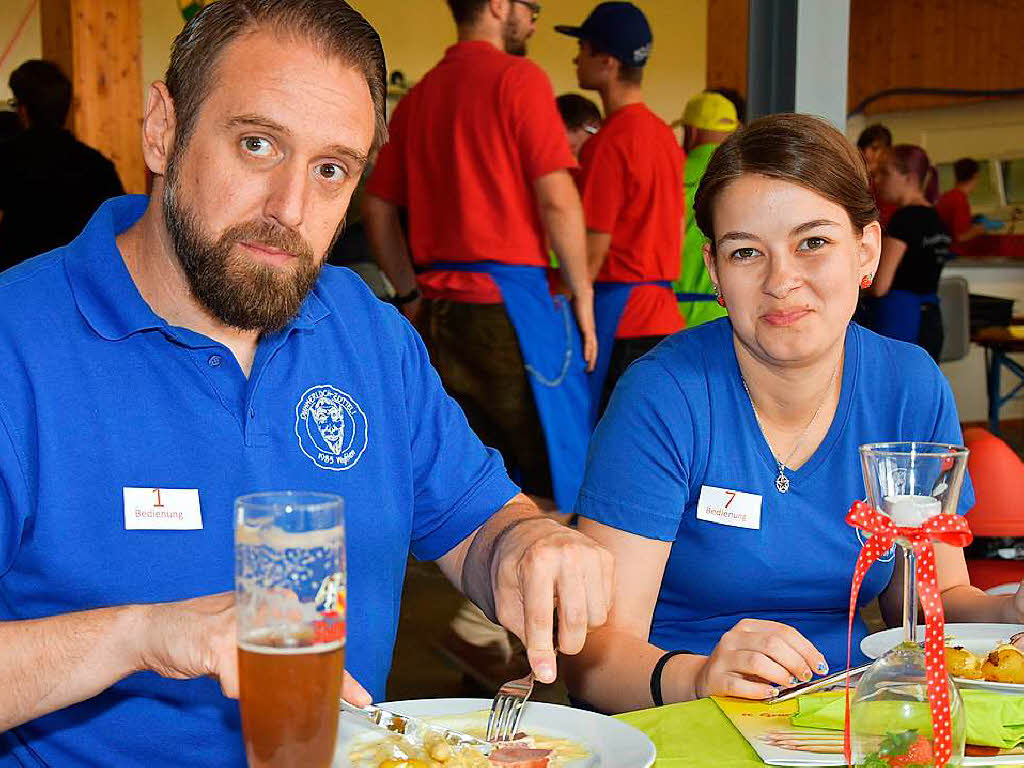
[747,0,850,126]
[794,0,850,128]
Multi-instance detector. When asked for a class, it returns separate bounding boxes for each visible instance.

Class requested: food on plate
[348,715,588,768]
[487,747,554,767]
[351,730,490,768]
[980,643,1024,684]
[943,638,1024,683]
[944,646,984,680]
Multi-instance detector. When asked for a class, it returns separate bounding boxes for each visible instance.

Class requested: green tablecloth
[614,697,1012,767]
[615,699,765,767]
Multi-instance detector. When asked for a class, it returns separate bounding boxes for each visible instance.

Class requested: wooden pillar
[706,0,748,99]
[40,0,144,193]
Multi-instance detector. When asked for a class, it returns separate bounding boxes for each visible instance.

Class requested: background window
[937,159,1000,209]
[1001,158,1024,206]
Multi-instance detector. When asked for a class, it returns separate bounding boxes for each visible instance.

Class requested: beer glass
[235,492,345,768]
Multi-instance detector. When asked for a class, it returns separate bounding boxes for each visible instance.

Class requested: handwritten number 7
[724,491,737,508]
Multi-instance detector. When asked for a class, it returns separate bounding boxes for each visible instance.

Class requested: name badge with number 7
[695,485,762,530]
[123,487,203,530]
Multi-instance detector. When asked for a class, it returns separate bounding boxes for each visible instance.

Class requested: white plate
[334,697,656,767]
[861,623,1024,693]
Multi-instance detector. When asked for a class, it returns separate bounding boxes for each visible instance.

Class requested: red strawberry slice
[888,735,934,766]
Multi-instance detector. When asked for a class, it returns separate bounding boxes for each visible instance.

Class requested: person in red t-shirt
[364,0,600,687]
[556,2,685,418]
[364,0,596,509]
[936,157,986,247]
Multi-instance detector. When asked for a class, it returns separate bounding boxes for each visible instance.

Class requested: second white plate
[861,623,1024,693]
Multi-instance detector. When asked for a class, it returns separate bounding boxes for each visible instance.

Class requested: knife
[766,661,873,704]
[340,701,494,755]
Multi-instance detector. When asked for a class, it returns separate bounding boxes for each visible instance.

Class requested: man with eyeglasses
[364,0,596,684]
[0,60,124,272]
[514,0,541,24]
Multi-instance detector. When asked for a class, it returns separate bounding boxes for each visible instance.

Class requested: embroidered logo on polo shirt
[295,385,368,471]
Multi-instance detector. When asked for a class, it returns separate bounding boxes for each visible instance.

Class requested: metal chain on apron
[524,296,573,388]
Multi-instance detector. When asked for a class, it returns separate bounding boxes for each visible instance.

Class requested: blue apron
[869,289,939,345]
[590,280,673,425]
[424,263,590,512]
[674,292,717,302]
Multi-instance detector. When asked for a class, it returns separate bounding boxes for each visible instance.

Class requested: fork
[486,671,535,743]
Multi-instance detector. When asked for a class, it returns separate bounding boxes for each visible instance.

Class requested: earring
[713,284,726,307]
[860,274,873,289]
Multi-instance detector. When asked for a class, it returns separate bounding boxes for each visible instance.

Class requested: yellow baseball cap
[681,92,738,132]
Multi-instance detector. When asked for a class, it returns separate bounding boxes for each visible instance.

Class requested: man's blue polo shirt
[0,196,518,767]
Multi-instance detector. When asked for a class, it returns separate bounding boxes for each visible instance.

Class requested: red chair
[962,427,1024,591]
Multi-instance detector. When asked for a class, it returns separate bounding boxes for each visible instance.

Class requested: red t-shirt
[936,187,971,241]
[366,41,575,303]
[579,103,685,338]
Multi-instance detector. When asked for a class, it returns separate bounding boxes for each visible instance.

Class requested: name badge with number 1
[123,487,203,530]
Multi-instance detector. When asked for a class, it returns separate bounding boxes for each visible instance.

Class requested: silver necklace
[741,358,840,494]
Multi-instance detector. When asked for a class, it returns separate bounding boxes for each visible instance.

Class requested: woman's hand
[693,619,828,699]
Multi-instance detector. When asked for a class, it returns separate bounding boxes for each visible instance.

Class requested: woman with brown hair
[867,144,952,360]
[562,114,1023,714]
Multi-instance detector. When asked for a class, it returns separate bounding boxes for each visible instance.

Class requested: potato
[981,644,1024,684]
[945,646,985,679]
[427,742,452,762]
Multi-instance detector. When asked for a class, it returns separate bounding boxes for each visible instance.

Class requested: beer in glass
[235,492,345,768]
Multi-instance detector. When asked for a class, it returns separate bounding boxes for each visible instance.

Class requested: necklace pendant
[775,467,790,494]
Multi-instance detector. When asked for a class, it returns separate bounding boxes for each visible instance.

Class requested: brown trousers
[423,299,553,500]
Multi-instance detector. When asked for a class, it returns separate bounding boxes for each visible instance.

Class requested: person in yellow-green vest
[673,91,738,327]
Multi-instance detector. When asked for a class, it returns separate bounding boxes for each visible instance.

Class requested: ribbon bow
[845,500,972,767]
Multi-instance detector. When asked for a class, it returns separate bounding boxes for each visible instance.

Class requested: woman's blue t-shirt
[575,318,974,669]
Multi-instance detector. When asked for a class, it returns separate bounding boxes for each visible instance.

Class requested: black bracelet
[650,649,691,707]
[389,287,421,306]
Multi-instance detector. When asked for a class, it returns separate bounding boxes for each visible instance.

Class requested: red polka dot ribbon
[844,500,972,767]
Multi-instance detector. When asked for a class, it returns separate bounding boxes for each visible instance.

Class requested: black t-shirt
[0,127,124,272]
[886,205,951,294]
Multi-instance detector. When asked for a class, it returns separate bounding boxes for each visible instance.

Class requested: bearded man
[0,2,612,766]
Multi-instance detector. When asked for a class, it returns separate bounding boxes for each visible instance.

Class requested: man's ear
[486,0,508,22]
[141,81,177,177]
[604,54,620,80]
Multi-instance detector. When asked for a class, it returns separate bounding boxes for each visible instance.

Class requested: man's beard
[162,155,327,334]
[502,16,528,56]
